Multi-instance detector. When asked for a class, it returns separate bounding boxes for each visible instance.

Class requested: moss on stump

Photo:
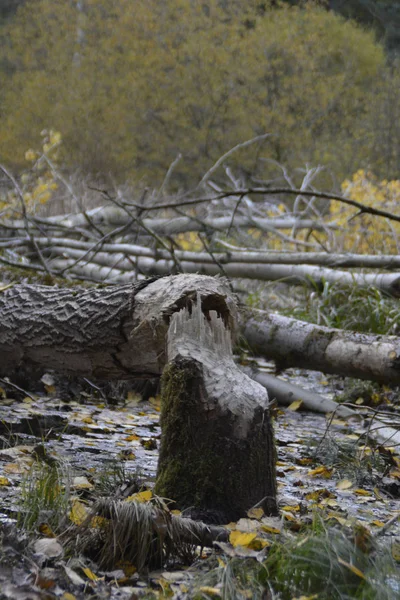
[155,355,277,522]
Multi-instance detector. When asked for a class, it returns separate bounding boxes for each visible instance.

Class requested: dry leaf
[82,567,100,581]
[39,523,55,537]
[288,400,303,411]
[354,489,372,496]
[72,476,93,490]
[198,587,222,598]
[126,489,152,503]
[281,505,300,512]
[229,531,257,548]
[247,507,264,520]
[336,479,353,490]
[70,499,90,526]
[308,465,333,478]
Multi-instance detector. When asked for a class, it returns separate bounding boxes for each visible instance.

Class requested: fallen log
[10,243,400,294]
[0,274,277,520]
[243,367,354,418]
[0,209,327,234]
[155,299,277,520]
[0,274,236,379]
[14,238,400,269]
[243,311,400,384]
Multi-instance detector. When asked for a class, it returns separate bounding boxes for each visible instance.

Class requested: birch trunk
[1,209,326,234]
[13,248,400,296]
[14,238,400,269]
[243,312,400,384]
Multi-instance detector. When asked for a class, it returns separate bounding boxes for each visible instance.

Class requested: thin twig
[0,377,36,401]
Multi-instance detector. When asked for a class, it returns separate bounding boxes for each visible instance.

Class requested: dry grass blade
[71,497,228,571]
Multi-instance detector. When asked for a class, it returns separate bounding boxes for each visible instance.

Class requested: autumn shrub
[329,170,400,254]
[0,129,61,218]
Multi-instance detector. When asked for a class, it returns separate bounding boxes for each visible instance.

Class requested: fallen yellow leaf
[229,531,257,548]
[125,434,140,441]
[248,537,270,550]
[0,476,11,486]
[308,465,333,478]
[336,479,353,490]
[38,523,55,537]
[82,567,100,581]
[69,499,89,526]
[198,587,221,598]
[261,524,281,535]
[126,490,152,503]
[354,489,371,496]
[247,507,264,519]
[281,505,300,512]
[288,400,303,411]
[81,416,94,424]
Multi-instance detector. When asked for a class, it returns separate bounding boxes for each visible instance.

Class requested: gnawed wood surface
[155,299,277,520]
[0,274,236,379]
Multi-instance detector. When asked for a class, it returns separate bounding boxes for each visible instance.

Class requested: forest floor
[1,366,400,599]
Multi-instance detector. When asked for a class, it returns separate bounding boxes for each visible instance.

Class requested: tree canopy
[0,0,396,186]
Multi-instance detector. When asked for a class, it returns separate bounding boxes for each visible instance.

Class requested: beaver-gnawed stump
[155,297,277,522]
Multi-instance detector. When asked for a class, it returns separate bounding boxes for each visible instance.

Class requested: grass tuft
[18,461,71,532]
[287,282,400,335]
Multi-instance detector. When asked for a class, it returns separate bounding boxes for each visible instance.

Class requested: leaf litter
[0,368,399,597]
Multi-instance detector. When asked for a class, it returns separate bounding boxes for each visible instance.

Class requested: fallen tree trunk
[155,299,277,520]
[0,209,327,234]
[243,312,400,384]
[15,238,400,269]
[243,367,354,417]
[0,275,236,379]
[11,244,400,295]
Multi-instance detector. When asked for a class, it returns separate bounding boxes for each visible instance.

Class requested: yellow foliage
[329,170,400,254]
[0,130,61,217]
[0,1,386,185]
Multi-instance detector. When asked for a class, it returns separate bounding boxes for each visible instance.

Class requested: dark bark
[0,274,236,379]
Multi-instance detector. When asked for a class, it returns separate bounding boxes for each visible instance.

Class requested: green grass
[18,461,71,532]
[191,518,400,600]
[285,282,400,335]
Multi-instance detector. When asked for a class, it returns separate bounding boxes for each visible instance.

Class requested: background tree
[0,0,390,187]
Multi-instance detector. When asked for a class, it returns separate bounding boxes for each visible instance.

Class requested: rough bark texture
[0,274,236,379]
[155,301,277,521]
[243,312,400,383]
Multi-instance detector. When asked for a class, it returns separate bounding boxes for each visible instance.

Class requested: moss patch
[155,356,277,521]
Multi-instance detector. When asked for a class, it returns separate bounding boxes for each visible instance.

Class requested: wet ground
[0,367,400,598]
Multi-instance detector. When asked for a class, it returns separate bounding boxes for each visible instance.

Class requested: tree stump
[155,297,277,521]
